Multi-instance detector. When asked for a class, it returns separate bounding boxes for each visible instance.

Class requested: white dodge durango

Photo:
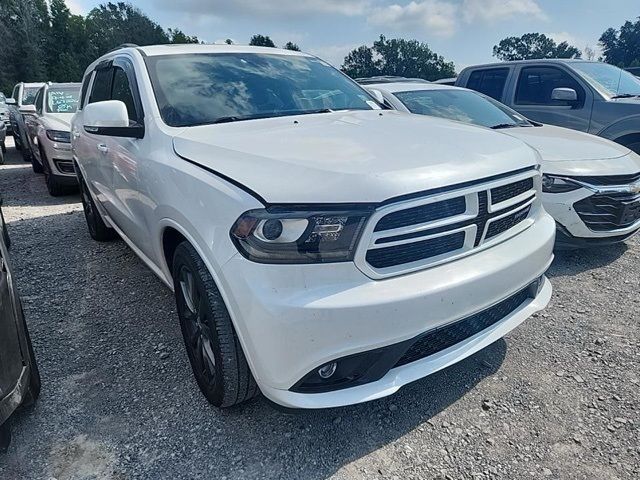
[71,44,555,409]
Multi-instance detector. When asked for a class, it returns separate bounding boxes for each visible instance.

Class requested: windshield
[46,87,80,113]
[22,87,40,105]
[571,62,640,97]
[145,53,377,127]
[394,89,532,128]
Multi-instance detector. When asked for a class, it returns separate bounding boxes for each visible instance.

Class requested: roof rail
[107,43,140,53]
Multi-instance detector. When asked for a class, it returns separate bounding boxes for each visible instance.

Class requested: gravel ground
[0,136,638,480]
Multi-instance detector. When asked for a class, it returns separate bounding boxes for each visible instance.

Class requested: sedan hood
[173,110,539,204]
[503,125,630,162]
[44,113,74,131]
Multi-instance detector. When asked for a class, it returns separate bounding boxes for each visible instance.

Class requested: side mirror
[5,98,16,106]
[551,87,578,102]
[83,100,144,139]
[20,105,36,114]
[369,89,386,106]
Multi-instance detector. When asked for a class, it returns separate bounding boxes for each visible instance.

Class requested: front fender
[597,114,640,142]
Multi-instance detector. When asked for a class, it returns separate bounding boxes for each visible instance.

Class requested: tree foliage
[249,34,276,48]
[0,0,199,94]
[342,35,456,80]
[493,33,582,61]
[599,17,640,68]
[284,41,300,51]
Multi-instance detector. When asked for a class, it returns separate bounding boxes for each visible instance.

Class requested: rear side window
[89,68,114,104]
[111,67,138,122]
[80,73,92,109]
[515,66,585,106]
[466,68,509,100]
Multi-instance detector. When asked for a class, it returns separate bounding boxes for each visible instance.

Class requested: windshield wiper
[211,109,335,125]
[611,93,640,99]
[490,123,519,130]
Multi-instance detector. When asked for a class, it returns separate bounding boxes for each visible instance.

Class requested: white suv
[72,45,555,409]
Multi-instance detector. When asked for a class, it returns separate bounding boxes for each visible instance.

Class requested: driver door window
[515,67,585,107]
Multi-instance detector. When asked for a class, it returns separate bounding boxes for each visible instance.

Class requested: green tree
[493,33,581,61]
[342,35,456,81]
[599,18,640,67]
[45,0,89,82]
[167,28,200,44]
[284,41,300,51]
[249,34,276,48]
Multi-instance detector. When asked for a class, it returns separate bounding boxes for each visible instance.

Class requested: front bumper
[38,136,76,178]
[543,189,640,242]
[219,209,555,409]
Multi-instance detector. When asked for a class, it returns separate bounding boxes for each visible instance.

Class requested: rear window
[466,68,510,100]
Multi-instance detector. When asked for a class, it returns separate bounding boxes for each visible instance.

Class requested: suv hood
[44,113,74,131]
[173,110,539,204]
[503,124,630,163]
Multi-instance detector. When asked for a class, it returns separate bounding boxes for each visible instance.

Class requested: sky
[66,0,638,70]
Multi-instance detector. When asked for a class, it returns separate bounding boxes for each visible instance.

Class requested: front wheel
[0,419,11,453]
[41,148,69,196]
[172,242,258,408]
[79,174,117,241]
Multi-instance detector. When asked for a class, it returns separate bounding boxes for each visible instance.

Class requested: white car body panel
[370,82,640,244]
[71,45,555,408]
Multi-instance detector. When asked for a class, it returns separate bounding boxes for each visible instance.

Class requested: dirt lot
[0,136,638,480]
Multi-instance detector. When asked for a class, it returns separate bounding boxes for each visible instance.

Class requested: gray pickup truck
[456,59,640,153]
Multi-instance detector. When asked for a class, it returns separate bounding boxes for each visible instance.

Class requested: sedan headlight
[46,130,71,143]
[542,174,581,193]
[230,207,373,263]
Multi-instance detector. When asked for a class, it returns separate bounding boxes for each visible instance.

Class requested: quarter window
[89,68,114,104]
[515,66,584,106]
[466,68,509,100]
[111,67,138,122]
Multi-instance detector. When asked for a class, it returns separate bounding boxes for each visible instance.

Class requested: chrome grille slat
[356,170,539,278]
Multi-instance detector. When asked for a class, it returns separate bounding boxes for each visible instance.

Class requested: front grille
[375,197,466,231]
[367,232,465,268]
[486,205,532,239]
[570,172,640,186]
[575,193,640,231]
[363,171,537,275]
[394,285,531,368]
[491,178,533,204]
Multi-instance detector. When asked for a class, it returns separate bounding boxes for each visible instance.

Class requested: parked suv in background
[6,82,45,159]
[24,82,81,195]
[365,81,640,248]
[72,44,554,409]
[0,92,11,135]
[456,60,640,153]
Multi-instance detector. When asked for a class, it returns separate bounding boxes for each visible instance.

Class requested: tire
[31,154,43,173]
[19,310,41,408]
[41,148,68,196]
[21,138,33,164]
[0,146,4,165]
[172,241,258,408]
[1,141,5,153]
[78,174,117,241]
[0,418,11,453]
[13,130,22,150]
[1,211,10,249]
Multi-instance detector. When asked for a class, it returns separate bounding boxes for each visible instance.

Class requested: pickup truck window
[571,62,640,97]
[515,66,584,106]
[145,53,377,127]
[89,68,114,104]
[466,68,509,100]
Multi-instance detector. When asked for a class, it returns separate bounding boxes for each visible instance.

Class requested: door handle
[97,144,109,154]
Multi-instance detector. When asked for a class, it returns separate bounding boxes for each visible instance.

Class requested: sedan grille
[574,193,640,231]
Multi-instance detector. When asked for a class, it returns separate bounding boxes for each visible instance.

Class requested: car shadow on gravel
[0,140,79,209]
[548,242,628,278]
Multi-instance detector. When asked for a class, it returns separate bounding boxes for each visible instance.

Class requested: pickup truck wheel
[0,419,11,453]
[0,146,4,165]
[13,131,22,151]
[79,175,117,241]
[1,141,5,153]
[172,242,258,408]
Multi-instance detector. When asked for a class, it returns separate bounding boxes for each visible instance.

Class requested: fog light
[318,362,337,379]
[262,219,283,240]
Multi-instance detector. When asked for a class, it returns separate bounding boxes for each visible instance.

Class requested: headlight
[542,174,581,193]
[230,207,373,263]
[46,130,71,143]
